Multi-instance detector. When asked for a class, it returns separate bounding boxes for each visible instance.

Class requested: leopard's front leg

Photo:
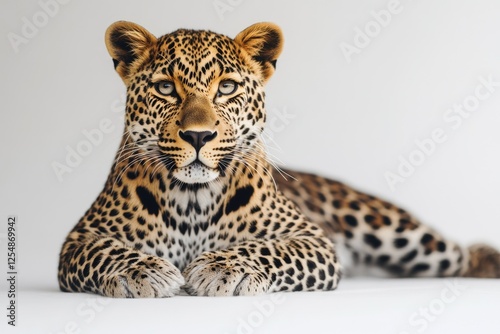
[59,235,185,298]
[183,235,341,296]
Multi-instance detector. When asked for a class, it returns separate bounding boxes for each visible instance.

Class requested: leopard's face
[106,22,283,184]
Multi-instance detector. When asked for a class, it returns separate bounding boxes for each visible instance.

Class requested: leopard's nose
[179,130,218,152]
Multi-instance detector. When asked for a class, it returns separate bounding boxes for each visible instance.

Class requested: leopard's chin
[173,162,220,184]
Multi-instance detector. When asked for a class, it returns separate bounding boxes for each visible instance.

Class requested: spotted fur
[58,21,500,298]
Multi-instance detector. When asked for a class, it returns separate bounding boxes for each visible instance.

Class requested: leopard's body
[58,21,500,298]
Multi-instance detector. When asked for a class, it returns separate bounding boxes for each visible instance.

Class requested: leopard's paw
[183,251,270,296]
[107,257,185,298]
[464,244,500,278]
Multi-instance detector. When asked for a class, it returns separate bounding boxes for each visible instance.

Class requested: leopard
[58,21,500,298]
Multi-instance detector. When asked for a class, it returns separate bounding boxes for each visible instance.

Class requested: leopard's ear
[105,21,156,83]
[234,22,283,83]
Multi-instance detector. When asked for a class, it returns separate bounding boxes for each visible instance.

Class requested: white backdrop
[1,0,500,290]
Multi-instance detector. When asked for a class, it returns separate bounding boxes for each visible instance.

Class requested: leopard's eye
[154,81,175,96]
[218,80,238,96]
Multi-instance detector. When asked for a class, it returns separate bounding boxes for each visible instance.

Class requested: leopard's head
[105,21,283,184]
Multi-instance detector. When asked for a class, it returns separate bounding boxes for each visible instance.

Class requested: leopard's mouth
[173,160,220,184]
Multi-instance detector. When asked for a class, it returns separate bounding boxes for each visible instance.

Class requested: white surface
[2,279,500,334]
[1,1,500,331]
